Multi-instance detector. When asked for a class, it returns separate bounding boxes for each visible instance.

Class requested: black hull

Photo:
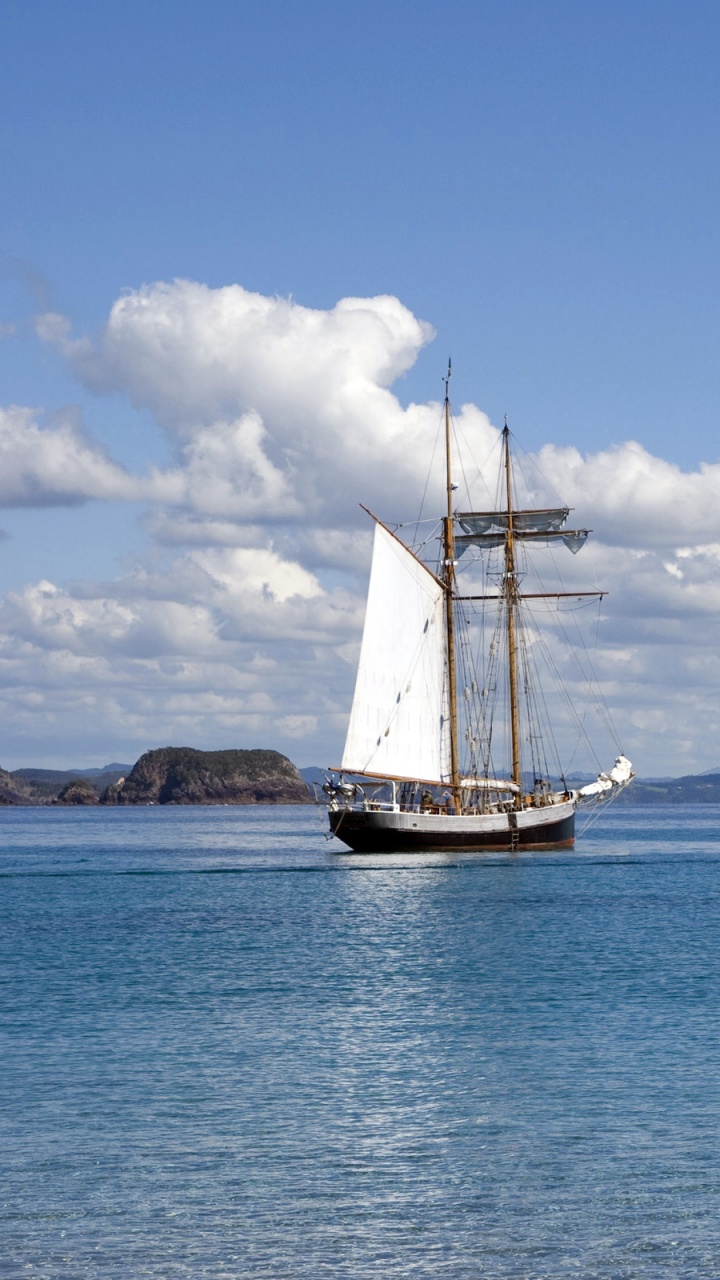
[328,806,575,853]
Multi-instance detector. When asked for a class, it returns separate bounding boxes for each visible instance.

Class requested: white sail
[341,523,451,781]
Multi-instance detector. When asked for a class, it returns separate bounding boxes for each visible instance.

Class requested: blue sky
[0,0,718,772]
[4,0,720,453]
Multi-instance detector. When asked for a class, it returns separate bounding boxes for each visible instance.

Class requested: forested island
[0,747,311,806]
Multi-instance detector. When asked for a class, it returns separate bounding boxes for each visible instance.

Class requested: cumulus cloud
[0,405,181,507]
[175,413,302,519]
[36,278,720,549]
[537,439,720,549]
[0,544,362,767]
[37,283,433,423]
[37,282,466,526]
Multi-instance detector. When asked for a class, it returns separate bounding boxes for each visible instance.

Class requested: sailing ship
[323,369,633,852]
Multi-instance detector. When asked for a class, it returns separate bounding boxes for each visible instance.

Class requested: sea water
[2,804,720,1278]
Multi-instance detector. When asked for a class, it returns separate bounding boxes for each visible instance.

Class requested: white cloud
[38,277,720,550]
[537,439,720,549]
[0,544,360,767]
[37,282,433,423]
[0,278,713,774]
[37,281,466,526]
[0,404,181,507]
[175,413,301,519]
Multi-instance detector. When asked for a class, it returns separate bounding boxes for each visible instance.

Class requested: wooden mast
[503,422,522,792]
[443,362,461,811]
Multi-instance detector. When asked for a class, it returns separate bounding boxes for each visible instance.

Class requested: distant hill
[613,772,720,805]
[300,766,326,790]
[13,764,131,783]
[69,763,132,777]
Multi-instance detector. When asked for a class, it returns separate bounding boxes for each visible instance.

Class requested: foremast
[443,386,524,806]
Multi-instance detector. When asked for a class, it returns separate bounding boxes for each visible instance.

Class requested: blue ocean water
[2,804,720,1278]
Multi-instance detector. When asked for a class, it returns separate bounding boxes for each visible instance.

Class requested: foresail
[341,523,451,781]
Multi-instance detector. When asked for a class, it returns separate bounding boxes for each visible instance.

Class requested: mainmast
[443,361,461,807]
[503,423,522,790]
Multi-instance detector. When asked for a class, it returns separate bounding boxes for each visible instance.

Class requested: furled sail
[576,754,634,798]
[457,508,570,535]
[455,507,588,556]
[455,530,589,555]
[341,523,451,781]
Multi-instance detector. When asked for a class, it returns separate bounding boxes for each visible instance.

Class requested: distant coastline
[2,757,720,806]
[607,771,720,806]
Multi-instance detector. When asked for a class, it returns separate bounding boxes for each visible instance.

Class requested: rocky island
[0,748,311,805]
[104,747,309,805]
